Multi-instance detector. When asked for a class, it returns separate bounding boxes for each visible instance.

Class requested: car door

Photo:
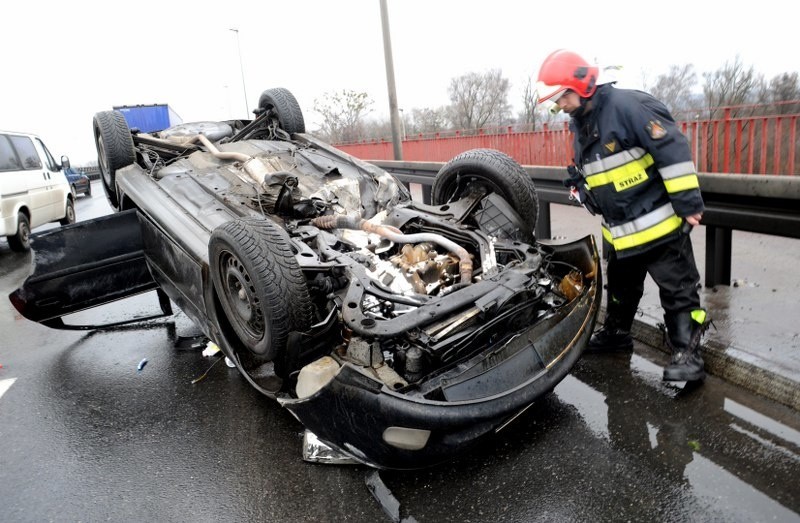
[32,137,68,221]
[9,210,167,330]
[5,134,51,227]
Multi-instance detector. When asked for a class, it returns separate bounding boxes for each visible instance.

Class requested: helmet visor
[535,81,566,104]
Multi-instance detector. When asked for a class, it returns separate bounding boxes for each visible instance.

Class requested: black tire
[432,148,539,240]
[93,110,135,211]
[210,218,313,367]
[8,213,31,252]
[258,87,305,135]
[59,199,76,226]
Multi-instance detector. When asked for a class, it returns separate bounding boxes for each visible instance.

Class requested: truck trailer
[113,104,182,133]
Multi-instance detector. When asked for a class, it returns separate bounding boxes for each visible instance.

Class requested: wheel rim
[67,203,75,223]
[219,250,266,345]
[19,221,30,244]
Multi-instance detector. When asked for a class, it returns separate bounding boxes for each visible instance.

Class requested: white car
[0,130,76,251]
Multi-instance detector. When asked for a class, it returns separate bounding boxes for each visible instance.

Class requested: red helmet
[536,49,599,103]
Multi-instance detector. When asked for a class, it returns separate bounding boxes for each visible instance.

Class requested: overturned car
[10,88,600,469]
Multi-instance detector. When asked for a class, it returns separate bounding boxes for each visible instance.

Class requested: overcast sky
[2,0,796,164]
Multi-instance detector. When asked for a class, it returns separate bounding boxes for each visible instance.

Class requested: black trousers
[605,232,702,330]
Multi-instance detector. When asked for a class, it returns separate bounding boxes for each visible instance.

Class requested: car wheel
[70,184,77,199]
[59,199,76,226]
[210,218,313,369]
[432,148,539,241]
[8,213,31,252]
[258,88,305,135]
[93,110,135,211]
[85,181,92,197]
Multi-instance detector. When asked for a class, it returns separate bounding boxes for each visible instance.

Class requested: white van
[0,130,75,251]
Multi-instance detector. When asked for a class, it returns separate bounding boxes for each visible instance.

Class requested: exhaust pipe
[312,215,473,285]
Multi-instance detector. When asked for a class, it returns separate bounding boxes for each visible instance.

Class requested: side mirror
[61,155,70,171]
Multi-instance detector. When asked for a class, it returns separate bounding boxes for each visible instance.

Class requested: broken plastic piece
[302,431,359,465]
[137,358,148,371]
[202,341,221,358]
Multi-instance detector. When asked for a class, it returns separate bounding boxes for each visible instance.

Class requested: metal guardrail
[370,160,800,287]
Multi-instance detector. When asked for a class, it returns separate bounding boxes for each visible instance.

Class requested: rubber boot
[663,310,708,382]
[585,300,636,354]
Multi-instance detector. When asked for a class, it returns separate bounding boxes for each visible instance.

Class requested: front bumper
[281,235,601,469]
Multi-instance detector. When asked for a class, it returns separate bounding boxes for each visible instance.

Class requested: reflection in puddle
[724,398,800,447]
[686,454,799,522]
[553,374,609,441]
[556,353,800,518]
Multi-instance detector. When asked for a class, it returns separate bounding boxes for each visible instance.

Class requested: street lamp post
[379,0,403,160]
[229,28,249,118]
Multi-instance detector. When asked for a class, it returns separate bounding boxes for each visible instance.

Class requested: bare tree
[766,72,800,114]
[702,56,763,118]
[647,64,699,115]
[448,69,512,129]
[361,117,393,141]
[313,90,373,143]
[409,107,450,135]
[517,76,537,130]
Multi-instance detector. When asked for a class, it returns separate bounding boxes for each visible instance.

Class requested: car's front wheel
[210,219,313,376]
[432,149,539,242]
[93,111,135,211]
[8,213,31,252]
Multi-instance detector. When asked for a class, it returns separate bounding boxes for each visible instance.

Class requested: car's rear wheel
[59,199,76,226]
[258,88,305,135]
[432,149,539,242]
[8,213,31,252]
[210,218,313,375]
[93,111,135,211]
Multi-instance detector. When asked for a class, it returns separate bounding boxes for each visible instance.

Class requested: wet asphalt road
[1,185,799,522]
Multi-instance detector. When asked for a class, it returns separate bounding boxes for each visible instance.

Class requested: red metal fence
[335,105,800,175]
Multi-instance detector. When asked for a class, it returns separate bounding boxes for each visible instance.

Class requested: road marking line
[0,378,17,400]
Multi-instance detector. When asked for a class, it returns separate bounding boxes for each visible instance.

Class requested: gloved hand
[563,165,599,215]
[564,165,583,187]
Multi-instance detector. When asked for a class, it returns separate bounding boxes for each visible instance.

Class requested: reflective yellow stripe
[691,309,707,324]
[601,215,682,251]
[663,174,700,193]
[585,154,654,189]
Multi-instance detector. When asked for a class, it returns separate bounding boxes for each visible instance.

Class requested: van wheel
[432,148,539,242]
[8,213,31,252]
[59,199,76,226]
[258,88,305,135]
[93,111,135,211]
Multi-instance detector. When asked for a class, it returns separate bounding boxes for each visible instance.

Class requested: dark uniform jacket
[568,84,705,258]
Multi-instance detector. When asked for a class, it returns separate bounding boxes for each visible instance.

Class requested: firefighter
[536,49,709,382]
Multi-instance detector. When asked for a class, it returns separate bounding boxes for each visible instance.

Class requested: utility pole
[379,0,403,160]
[230,28,249,118]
